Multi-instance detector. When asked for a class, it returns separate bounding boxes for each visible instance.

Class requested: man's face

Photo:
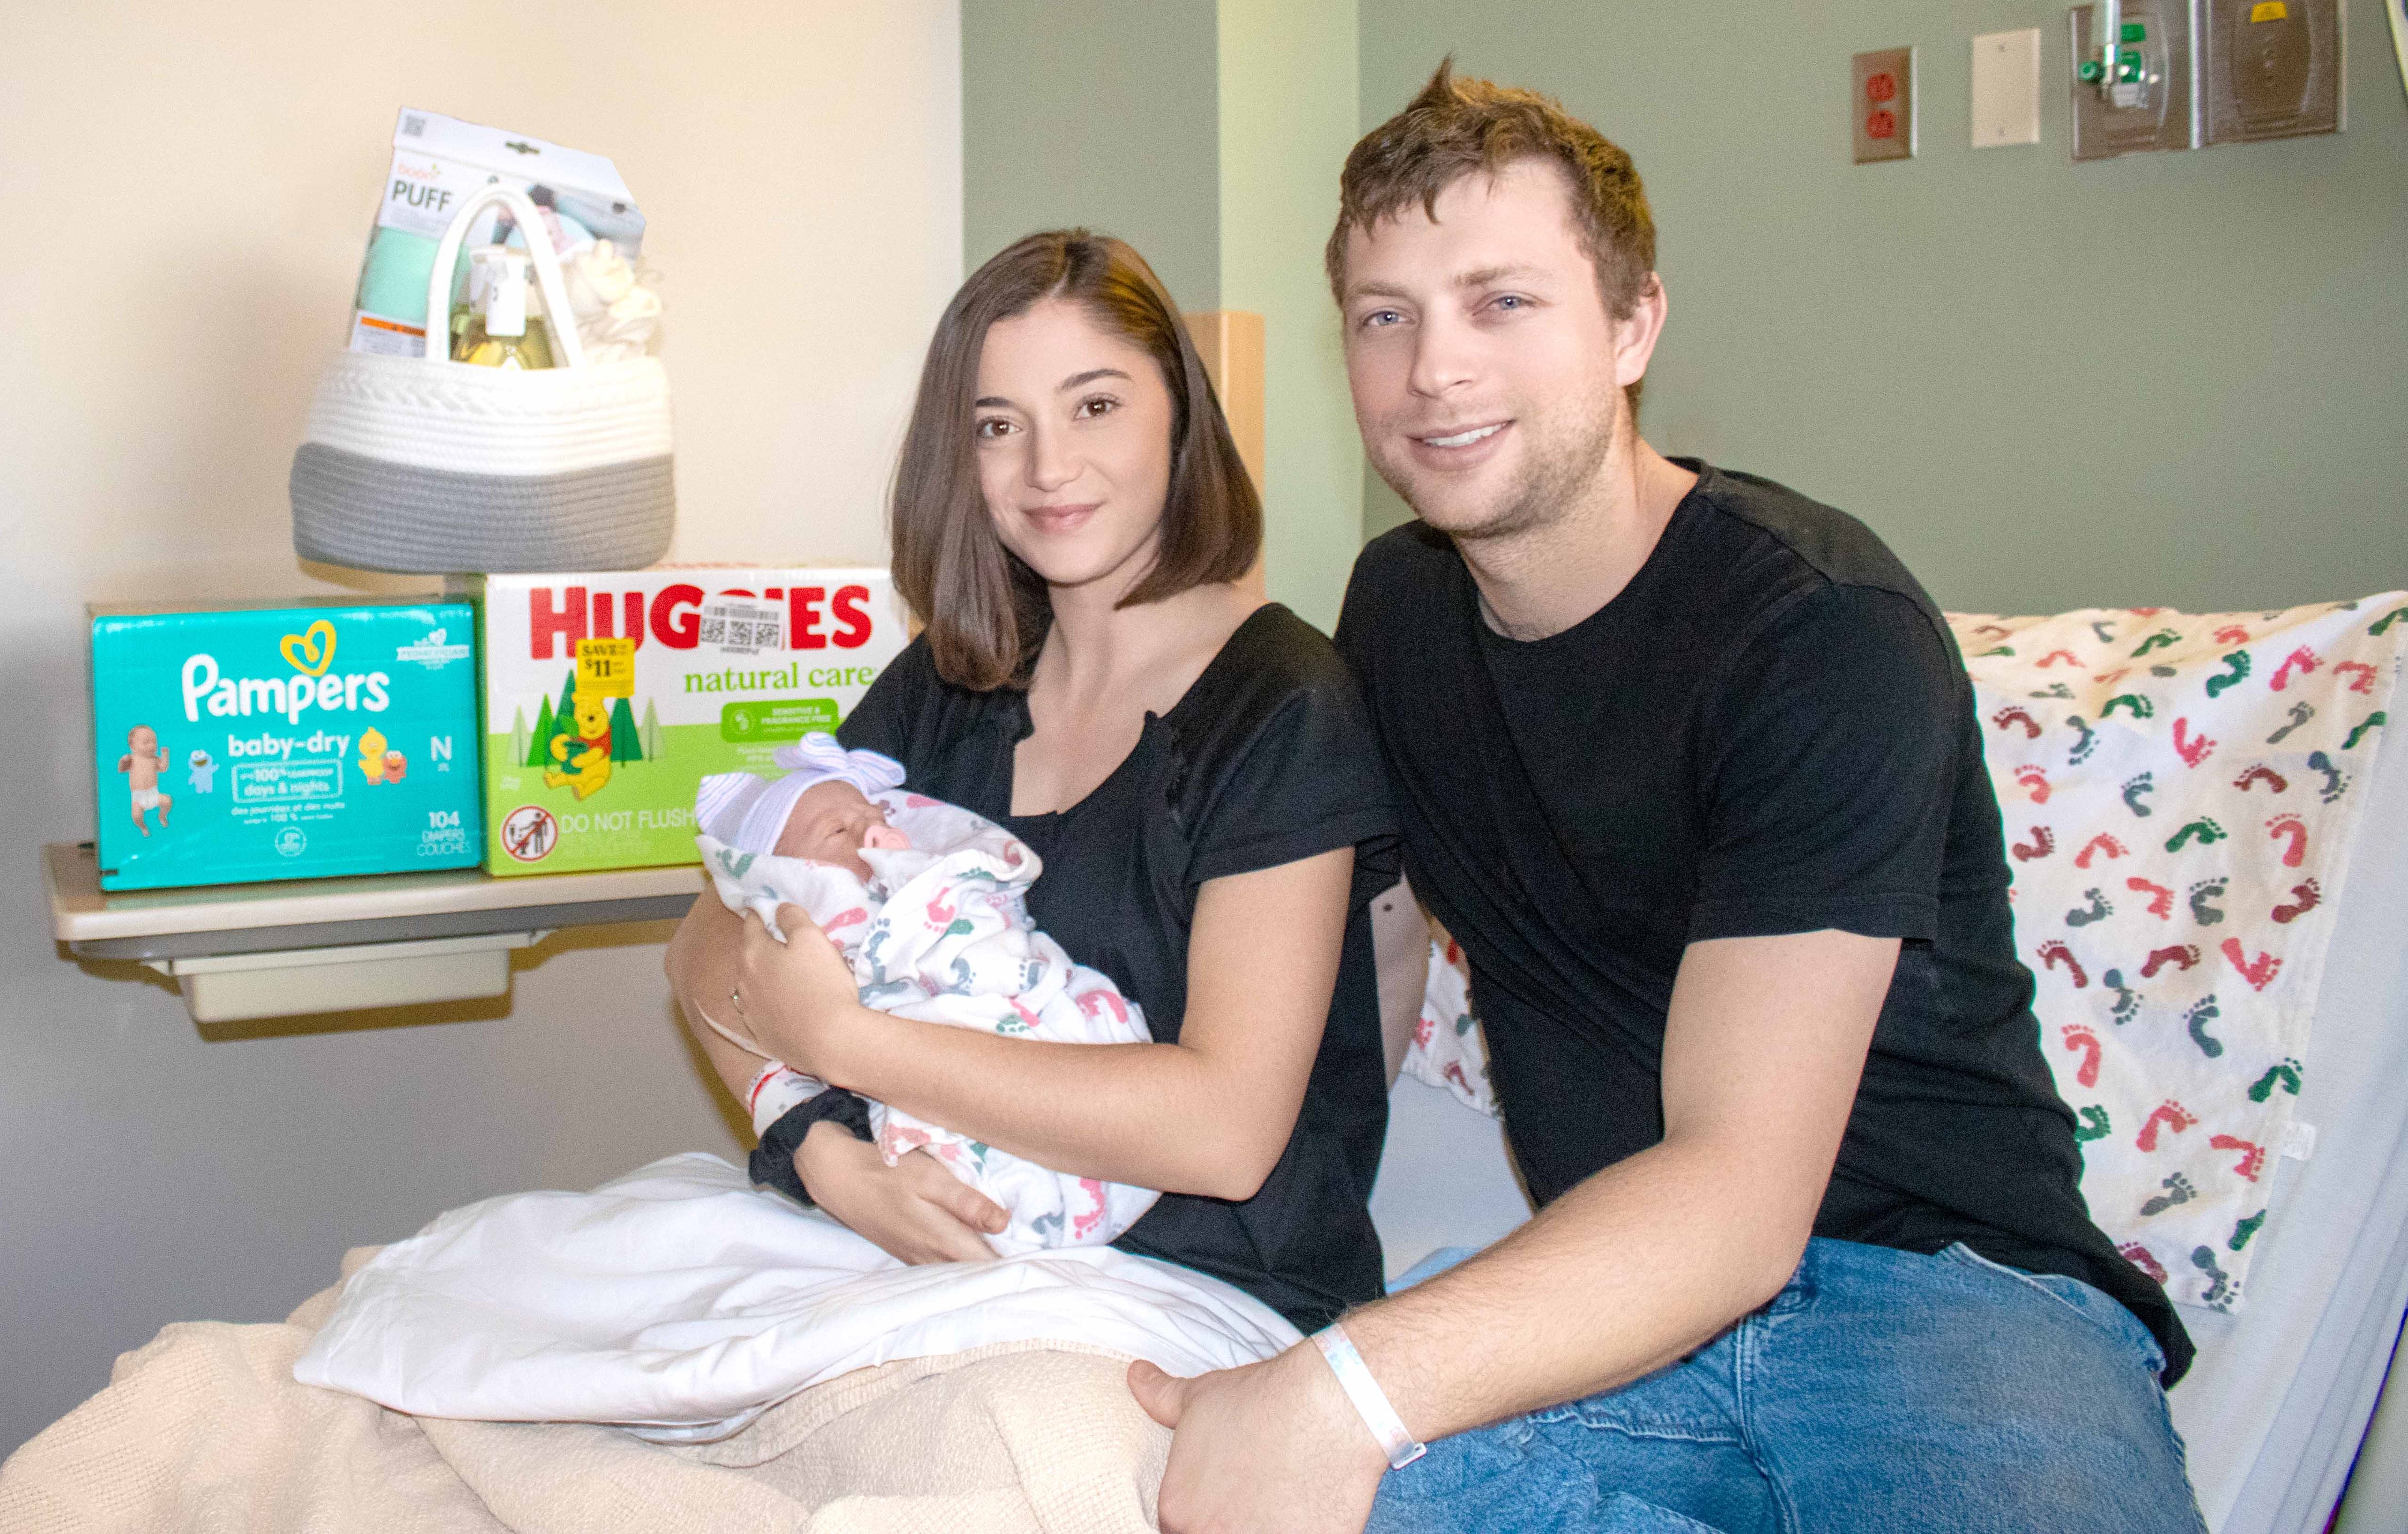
[1339,160,1649,542]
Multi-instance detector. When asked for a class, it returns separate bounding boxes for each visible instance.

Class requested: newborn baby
[694,734,1158,1255]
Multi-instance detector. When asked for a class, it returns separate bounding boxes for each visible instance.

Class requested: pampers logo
[179,620,393,725]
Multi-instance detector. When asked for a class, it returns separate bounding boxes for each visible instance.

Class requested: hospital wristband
[1312,1321,1426,1470]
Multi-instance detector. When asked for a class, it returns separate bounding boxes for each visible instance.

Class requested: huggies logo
[523,584,877,659]
[180,626,392,725]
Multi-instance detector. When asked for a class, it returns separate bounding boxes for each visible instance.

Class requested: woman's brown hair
[889,230,1262,691]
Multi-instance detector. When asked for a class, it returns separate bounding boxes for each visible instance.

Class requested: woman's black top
[827,603,1400,1329]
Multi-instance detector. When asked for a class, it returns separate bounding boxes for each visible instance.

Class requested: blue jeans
[1365,1238,2205,1534]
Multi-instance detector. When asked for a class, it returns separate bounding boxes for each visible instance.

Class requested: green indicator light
[2079,58,2104,80]
[2120,20,2146,40]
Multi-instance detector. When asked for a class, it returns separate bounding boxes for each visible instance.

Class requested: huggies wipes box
[89,600,481,890]
[468,570,909,875]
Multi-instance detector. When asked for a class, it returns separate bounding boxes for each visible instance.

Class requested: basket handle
[421,184,589,369]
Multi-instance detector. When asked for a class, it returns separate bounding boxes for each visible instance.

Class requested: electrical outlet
[1854,46,1917,162]
[1972,29,2044,147]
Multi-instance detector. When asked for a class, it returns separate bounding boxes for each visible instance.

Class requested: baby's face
[773,779,912,877]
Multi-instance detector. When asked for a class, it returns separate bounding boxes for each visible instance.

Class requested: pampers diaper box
[466,569,910,875]
[89,599,482,891]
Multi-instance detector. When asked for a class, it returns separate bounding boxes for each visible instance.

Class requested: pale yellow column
[1184,309,1268,597]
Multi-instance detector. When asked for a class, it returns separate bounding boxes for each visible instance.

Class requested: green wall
[962,1,1221,309]
[1220,0,1364,630]
[962,0,1366,631]
[1358,0,2408,616]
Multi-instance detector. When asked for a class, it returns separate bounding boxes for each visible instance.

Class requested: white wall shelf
[44,843,700,1021]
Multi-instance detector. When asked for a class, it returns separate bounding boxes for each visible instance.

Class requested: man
[1128,62,2203,1534]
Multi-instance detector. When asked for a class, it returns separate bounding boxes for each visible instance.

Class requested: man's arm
[1134,926,1899,1533]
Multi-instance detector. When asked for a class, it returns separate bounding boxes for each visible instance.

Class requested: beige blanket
[0,1249,1171,1533]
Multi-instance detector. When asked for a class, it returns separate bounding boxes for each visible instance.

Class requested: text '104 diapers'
[465,569,911,876]
[89,599,482,890]
[349,108,644,358]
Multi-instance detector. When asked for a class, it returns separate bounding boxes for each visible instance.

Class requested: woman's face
[974,297,1176,596]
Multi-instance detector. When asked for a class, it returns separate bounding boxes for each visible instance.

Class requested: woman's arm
[665,899,1009,1262]
[725,846,1355,1201]
[665,894,780,1098]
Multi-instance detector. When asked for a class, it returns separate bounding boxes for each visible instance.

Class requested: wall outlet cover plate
[1973,29,2045,147]
[1854,47,1917,162]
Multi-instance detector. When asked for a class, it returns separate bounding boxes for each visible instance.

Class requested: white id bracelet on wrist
[1312,1322,1427,1469]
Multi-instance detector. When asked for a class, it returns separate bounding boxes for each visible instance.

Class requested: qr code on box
[699,600,783,656]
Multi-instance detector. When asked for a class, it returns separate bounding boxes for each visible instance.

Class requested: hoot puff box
[89,600,482,891]
[465,570,908,875]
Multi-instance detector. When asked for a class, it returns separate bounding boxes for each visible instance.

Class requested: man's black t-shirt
[1333,462,2191,1382]
[838,604,1399,1331]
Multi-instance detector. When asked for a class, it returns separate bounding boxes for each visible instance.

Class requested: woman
[665,230,1398,1331]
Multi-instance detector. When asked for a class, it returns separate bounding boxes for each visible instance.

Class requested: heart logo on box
[280,620,338,676]
[426,627,448,646]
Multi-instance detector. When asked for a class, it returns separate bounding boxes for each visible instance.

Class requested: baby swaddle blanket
[698,789,1160,1254]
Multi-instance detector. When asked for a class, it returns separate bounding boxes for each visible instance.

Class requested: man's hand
[1130,1341,1388,1534]
[799,1121,1007,1265]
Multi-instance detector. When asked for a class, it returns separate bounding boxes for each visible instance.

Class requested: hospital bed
[1366,621,2408,1534]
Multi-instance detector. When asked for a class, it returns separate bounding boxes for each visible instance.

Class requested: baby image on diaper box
[89,599,481,891]
[466,570,909,875]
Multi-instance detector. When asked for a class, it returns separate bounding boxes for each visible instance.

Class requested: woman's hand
[668,892,779,1044]
[670,892,876,1079]
[728,904,873,1080]
[798,1121,1009,1264]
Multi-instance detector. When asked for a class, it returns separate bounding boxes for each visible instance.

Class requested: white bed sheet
[2170,663,2408,1534]
[1363,674,2406,1533]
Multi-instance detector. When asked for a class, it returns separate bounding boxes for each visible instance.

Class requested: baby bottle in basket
[453,245,555,369]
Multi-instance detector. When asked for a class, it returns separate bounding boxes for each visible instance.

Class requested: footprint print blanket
[698,790,1159,1256]
[1948,595,2403,1311]
[1402,594,2406,1315]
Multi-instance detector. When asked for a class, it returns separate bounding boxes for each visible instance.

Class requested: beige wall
[0,0,960,1452]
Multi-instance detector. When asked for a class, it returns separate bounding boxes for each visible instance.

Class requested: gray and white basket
[291,185,674,574]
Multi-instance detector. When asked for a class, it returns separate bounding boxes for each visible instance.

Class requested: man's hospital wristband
[1313,1322,1427,1470]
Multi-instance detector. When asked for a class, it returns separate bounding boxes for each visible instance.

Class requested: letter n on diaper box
[467,570,908,875]
[88,600,481,890]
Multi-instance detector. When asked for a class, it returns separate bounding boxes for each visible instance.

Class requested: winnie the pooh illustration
[118,724,172,835]
[543,691,613,800]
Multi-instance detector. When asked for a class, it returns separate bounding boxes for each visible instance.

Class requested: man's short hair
[1327,59,1658,406]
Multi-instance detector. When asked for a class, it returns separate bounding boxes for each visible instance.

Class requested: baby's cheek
[770,820,821,861]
